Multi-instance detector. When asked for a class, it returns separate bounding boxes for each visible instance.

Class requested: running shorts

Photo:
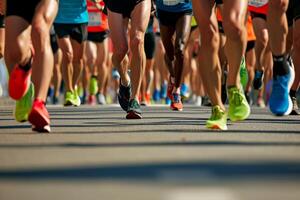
[87,30,109,43]
[6,0,40,23]
[104,0,145,18]
[144,32,156,59]
[54,23,88,44]
[156,9,193,27]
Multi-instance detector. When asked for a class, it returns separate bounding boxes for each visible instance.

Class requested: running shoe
[269,71,293,116]
[89,76,98,95]
[97,93,106,105]
[64,91,74,106]
[145,92,151,105]
[165,97,171,105]
[152,89,160,102]
[206,105,228,130]
[170,93,183,111]
[257,97,266,108]
[180,83,190,100]
[290,97,300,115]
[73,90,81,106]
[88,94,96,105]
[228,86,250,122]
[126,99,142,119]
[28,99,51,133]
[160,82,167,99]
[52,96,59,105]
[253,70,264,90]
[118,83,131,111]
[14,82,34,122]
[240,56,248,90]
[112,68,120,80]
[8,64,32,100]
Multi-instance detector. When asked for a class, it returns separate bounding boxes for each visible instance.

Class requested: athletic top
[155,0,192,12]
[87,0,108,32]
[55,0,89,24]
[248,0,268,15]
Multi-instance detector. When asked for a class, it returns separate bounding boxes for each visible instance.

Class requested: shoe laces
[210,106,224,120]
[229,88,243,106]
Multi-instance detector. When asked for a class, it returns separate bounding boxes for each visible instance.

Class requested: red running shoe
[170,93,183,111]
[9,65,32,100]
[28,99,51,133]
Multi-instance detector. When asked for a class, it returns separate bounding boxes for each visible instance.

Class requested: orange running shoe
[9,64,32,100]
[28,99,51,133]
[170,93,183,111]
[167,82,174,100]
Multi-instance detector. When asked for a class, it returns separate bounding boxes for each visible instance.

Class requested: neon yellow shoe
[64,91,74,106]
[240,56,248,90]
[206,105,228,130]
[228,86,250,122]
[14,82,34,122]
[89,76,98,95]
[73,90,81,107]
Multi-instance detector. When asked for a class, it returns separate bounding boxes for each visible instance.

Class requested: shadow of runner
[0,161,300,182]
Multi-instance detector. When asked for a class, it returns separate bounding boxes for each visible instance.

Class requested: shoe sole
[28,110,50,133]
[206,124,228,131]
[126,111,142,119]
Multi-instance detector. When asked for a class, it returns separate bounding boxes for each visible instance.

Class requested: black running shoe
[126,99,142,119]
[118,83,131,111]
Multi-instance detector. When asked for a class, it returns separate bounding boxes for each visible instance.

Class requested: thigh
[175,14,192,49]
[57,37,73,59]
[32,0,58,29]
[107,9,129,53]
[129,0,151,39]
[71,39,86,62]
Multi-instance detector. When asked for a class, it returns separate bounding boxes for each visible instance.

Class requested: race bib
[162,0,183,6]
[88,12,101,26]
[248,0,268,7]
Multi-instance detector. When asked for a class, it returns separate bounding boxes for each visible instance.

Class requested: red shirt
[87,0,109,32]
[248,0,268,15]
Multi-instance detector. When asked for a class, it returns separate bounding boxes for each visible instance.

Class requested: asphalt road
[0,103,300,200]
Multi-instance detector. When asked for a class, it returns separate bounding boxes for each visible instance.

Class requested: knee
[62,50,73,64]
[130,32,144,53]
[259,30,269,47]
[223,16,245,40]
[200,27,219,50]
[31,20,50,45]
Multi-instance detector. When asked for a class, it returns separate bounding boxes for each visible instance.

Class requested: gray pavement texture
[0,103,300,200]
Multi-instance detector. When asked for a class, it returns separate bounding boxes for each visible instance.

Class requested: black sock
[272,55,289,77]
[290,90,297,98]
[19,58,32,71]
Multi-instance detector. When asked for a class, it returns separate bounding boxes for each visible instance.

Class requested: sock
[290,90,297,98]
[273,55,289,77]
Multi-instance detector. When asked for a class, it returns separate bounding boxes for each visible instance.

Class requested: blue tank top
[55,0,88,24]
[155,0,192,12]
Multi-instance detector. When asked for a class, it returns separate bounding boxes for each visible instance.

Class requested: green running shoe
[206,105,228,130]
[73,90,81,107]
[89,76,98,95]
[240,56,248,90]
[228,86,250,122]
[126,99,142,119]
[14,82,34,122]
[64,91,74,106]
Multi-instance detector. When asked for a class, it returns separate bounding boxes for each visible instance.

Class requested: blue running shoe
[269,67,294,116]
[160,82,167,99]
[253,70,263,90]
[165,97,171,105]
[152,89,160,102]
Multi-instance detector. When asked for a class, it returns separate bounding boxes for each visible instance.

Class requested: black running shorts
[6,0,40,23]
[287,0,300,27]
[54,23,88,44]
[104,0,145,18]
[87,30,109,43]
[156,9,193,27]
[144,32,156,59]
